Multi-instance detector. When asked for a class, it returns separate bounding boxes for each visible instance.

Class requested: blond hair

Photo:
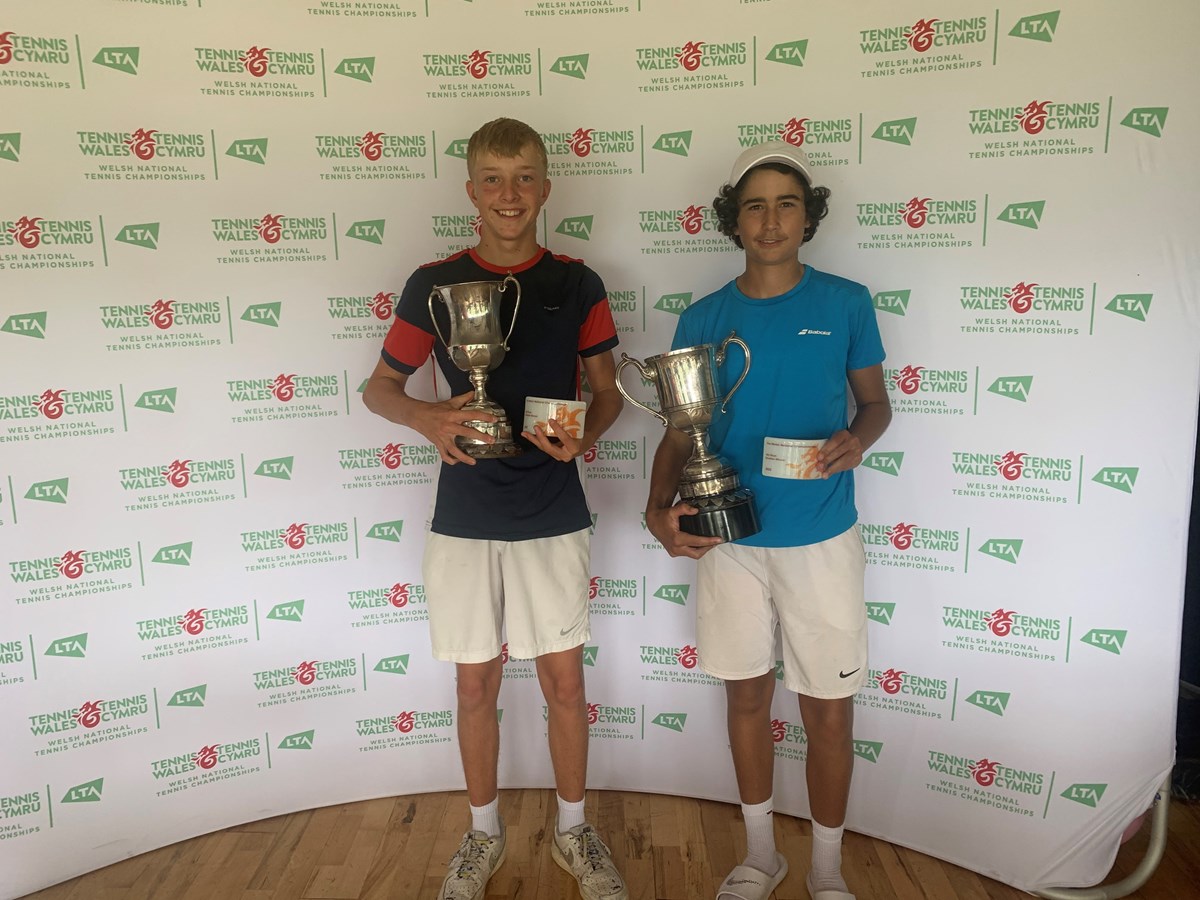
[466,117,548,177]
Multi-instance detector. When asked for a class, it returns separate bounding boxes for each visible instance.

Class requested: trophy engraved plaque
[615,332,761,540]
[428,274,522,458]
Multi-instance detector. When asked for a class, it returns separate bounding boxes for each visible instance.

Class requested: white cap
[728,140,812,186]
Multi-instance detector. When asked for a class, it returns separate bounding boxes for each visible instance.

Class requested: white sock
[741,797,779,875]
[810,819,848,892]
[557,794,586,833]
[470,797,501,838]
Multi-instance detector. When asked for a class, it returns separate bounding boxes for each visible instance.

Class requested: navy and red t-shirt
[381,246,618,541]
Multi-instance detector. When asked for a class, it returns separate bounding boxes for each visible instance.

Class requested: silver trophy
[615,332,761,540]
[428,275,522,458]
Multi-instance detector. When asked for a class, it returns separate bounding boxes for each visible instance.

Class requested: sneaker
[438,827,506,900]
[551,823,629,900]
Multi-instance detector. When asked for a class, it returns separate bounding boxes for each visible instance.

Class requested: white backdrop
[1,1,1197,896]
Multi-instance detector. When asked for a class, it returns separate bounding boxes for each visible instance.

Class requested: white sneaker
[438,827,506,900]
[551,823,629,900]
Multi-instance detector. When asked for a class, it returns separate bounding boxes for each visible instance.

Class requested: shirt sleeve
[577,265,619,357]
[847,285,886,371]
[381,270,437,374]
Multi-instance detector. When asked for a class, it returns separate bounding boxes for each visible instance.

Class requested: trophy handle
[614,354,668,427]
[715,331,751,414]
[499,274,521,351]
[427,288,450,348]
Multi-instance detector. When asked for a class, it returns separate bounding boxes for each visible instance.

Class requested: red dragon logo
[466,50,490,79]
[56,550,86,580]
[877,668,906,694]
[370,291,396,320]
[377,442,404,469]
[892,364,924,395]
[985,608,1016,637]
[1017,100,1051,135]
[971,758,1000,786]
[471,215,483,236]
[388,583,410,608]
[886,522,916,550]
[1004,281,1038,314]
[194,744,220,769]
[583,446,598,463]
[36,388,66,419]
[568,128,594,158]
[270,373,297,401]
[163,459,192,488]
[770,718,787,743]
[75,701,103,729]
[900,197,931,229]
[588,576,600,600]
[393,711,416,733]
[677,204,705,235]
[904,19,940,53]
[500,642,510,665]
[586,702,601,725]
[282,523,308,549]
[0,32,15,65]
[996,451,1026,482]
[676,645,699,669]
[357,131,385,161]
[255,213,283,244]
[240,46,271,77]
[179,608,207,636]
[148,299,175,329]
[779,117,808,146]
[292,661,318,685]
[8,216,42,249]
[124,128,157,161]
[676,40,704,71]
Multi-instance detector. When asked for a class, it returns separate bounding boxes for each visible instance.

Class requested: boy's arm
[816,363,892,477]
[644,426,724,559]
[362,358,495,466]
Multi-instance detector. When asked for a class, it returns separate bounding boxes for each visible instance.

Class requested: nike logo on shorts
[839,667,861,679]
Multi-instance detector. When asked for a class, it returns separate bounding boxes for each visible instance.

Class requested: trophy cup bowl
[428,274,522,458]
[615,332,761,541]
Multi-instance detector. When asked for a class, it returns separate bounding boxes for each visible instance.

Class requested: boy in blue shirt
[644,141,891,900]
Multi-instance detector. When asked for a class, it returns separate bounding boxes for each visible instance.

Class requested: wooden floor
[20,789,1200,900]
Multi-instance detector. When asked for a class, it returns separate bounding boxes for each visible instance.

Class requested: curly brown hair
[712,162,830,248]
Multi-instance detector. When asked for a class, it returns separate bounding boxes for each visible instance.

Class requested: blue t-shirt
[672,266,885,547]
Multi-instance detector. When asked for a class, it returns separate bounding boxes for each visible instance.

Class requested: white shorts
[423,528,591,663]
[695,525,868,698]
